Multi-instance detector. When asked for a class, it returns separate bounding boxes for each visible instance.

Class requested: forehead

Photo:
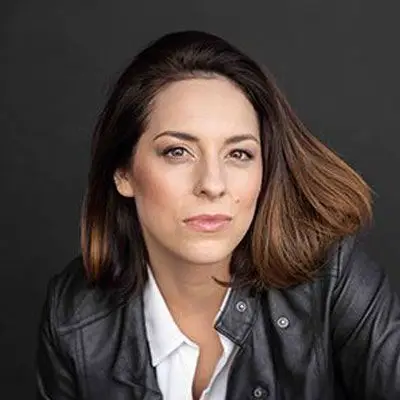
[145,77,259,138]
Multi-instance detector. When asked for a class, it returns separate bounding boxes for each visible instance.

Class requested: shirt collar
[143,267,185,366]
[143,266,232,367]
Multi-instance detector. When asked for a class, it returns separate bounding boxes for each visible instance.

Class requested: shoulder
[325,233,384,290]
[44,256,116,332]
[322,233,399,332]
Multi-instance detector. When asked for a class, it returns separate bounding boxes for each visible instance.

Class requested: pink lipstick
[183,214,232,232]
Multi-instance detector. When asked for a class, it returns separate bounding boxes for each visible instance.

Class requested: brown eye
[162,146,188,158]
[229,149,254,161]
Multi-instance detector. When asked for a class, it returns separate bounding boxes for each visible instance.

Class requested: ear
[113,169,135,197]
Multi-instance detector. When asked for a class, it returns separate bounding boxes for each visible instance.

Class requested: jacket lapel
[111,281,262,399]
[214,283,260,345]
[112,292,162,399]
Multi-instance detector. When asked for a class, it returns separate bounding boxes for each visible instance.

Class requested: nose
[193,157,227,199]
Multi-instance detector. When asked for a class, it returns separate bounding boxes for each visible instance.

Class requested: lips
[183,214,232,232]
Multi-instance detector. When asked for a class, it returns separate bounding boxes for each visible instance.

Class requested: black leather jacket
[36,236,400,399]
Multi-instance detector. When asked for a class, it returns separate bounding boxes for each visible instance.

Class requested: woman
[36,30,400,399]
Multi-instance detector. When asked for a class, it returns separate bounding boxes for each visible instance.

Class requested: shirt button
[235,300,247,312]
[253,386,267,398]
[277,316,290,329]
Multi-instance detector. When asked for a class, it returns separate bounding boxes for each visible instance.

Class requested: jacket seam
[76,327,88,399]
[313,275,329,384]
[57,305,120,335]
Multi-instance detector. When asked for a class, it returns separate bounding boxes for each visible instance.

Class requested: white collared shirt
[143,267,237,400]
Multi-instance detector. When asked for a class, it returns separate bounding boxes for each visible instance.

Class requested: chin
[173,231,249,265]
[177,243,234,266]
[185,255,230,266]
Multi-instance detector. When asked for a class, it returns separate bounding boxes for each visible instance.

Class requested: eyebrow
[153,130,260,145]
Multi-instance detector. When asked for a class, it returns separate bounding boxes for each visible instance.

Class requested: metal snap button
[235,300,247,313]
[253,386,266,398]
[277,316,290,329]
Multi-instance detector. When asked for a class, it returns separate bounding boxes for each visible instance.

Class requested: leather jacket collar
[112,281,261,396]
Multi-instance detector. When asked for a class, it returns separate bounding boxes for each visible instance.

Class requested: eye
[229,149,254,161]
[162,146,188,159]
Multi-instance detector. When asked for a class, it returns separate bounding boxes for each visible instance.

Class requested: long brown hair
[81,30,372,302]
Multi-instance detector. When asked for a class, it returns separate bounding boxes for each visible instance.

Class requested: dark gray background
[1,0,399,396]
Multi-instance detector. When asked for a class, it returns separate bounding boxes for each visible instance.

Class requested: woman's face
[115,76,262,268]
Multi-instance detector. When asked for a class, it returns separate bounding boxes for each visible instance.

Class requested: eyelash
[161,146,254,161]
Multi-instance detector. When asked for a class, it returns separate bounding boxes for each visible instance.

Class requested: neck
[148,256,231,318]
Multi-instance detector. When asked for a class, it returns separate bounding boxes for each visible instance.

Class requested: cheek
[133,163,184,214]
[232,170,262,208]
